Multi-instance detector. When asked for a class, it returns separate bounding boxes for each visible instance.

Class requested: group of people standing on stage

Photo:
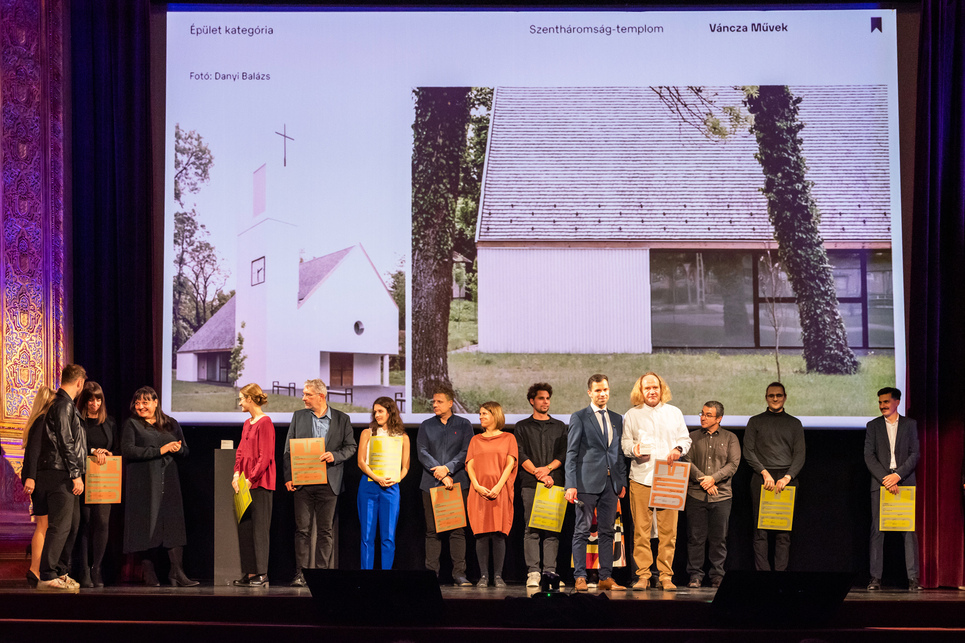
[20,365,197,592]
[19,364,921,593]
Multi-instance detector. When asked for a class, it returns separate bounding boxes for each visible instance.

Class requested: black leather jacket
[38,389,86,479]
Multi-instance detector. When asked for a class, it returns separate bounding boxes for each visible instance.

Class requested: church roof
[477,85,892,245]
[298,246,354,302]
[179,246,366,354]
[178,296,236,353]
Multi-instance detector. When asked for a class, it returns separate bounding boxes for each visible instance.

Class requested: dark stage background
[66,0,965,588]
[82,422,906,588]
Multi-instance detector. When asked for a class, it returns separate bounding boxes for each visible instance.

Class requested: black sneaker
[867,577,881,591]
[687,577,702,589]
[290,572,307,587]
[908,577,923,591]
[233,575,251,587]
[453,575,472,587]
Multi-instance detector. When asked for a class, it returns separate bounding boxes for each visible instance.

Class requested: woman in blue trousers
[357,397,410,569]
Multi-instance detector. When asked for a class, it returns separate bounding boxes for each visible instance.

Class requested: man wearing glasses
[744,382,805,572]
[681,401,740,588]
[283,379,357,585]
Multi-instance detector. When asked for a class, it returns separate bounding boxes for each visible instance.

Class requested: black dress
[121,417,189,553]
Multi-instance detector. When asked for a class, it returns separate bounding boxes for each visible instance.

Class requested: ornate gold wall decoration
[0,0,68,517]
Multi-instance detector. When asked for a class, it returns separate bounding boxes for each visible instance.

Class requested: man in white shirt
[622,372,691,591]
[864,386,920,591]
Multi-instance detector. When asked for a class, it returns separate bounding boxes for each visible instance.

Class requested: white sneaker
[527,572,541,587]
[61,575,80,589]
[587,580,598,588]
[37,577,79,593]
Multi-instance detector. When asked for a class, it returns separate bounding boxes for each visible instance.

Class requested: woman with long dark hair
[20,386,56,587]
[74,381,116,587]
[356,396,409,569]
[232,383,275,588]
[121,386,197,587]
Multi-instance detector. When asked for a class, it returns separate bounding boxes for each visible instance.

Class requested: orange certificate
[648,460,691,510]
[85,456,122,504]
[429,483,467,533]
[290,437,327,485]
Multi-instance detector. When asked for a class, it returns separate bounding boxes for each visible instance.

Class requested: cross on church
[275,124,294,166]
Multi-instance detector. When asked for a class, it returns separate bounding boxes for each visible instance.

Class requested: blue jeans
[358,477,401,570]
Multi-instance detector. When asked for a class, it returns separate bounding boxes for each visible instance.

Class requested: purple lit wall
[0,0,69,534]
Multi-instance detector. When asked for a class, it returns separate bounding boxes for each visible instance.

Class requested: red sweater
[235,417,276,491]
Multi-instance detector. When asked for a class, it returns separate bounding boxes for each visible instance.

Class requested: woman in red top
[467,401,517,588]
[232,383,276,587]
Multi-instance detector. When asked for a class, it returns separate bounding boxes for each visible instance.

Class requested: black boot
[79,565,93,589]
[167,547,199,587]
[91,566,104,588]
[141,557,160,587]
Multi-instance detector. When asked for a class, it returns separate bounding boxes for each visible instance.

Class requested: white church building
[177,162,399,388]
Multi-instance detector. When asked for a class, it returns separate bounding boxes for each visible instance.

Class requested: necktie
[598,409,609,445]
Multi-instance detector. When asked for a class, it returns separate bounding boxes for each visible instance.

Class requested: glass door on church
[330,353,354,388]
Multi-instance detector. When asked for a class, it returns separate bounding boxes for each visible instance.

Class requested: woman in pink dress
[466,401,517,588]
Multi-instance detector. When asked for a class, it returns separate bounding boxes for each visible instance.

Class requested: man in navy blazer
[565,374,627,592]
[284,379,357,585]
[864,386,920,591]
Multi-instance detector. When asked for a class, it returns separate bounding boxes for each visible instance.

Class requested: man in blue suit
[284,379,357,585]
[565,374,627,592]
[864,386,920,591]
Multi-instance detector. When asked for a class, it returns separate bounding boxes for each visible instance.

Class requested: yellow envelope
[879,486,915,531]
[234,473,253,523]
[757,485,795,531]
[528,485,567,532]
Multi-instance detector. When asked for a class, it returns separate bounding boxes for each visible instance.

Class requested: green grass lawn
[448,299,477,351]
[170,377,369,414]
[447,351,895,418]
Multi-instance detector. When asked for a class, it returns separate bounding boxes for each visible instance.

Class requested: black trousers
[869,486,919,579]
[750,469,795,571]
[239,487,273,575]
[422,487,470,578]
[37,470,80,581]
[294,484,338,570]
[686,496,732,581]
[76,502,111,573]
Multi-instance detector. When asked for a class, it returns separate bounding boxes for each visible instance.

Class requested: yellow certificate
[880,486,915,531]
[429,483,467,532]
[757,485,795,531]
[528,485,567,532]
[234,473,252,523]
[85,456,122,504]
[368,435,403,482]
[649,461,691,510]
[290,437,327,485]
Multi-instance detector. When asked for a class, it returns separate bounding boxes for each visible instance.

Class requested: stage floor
[2,581,965,643]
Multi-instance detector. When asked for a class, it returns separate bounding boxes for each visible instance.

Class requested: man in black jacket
[36,364,87,592]
[283,379,357,585]
[864,386,920,591]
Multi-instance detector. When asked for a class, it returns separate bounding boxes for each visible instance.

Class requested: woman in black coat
[121,386,197,587]
[74,381,117,587]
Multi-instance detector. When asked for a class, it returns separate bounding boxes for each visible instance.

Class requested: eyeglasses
[698,413,717,419]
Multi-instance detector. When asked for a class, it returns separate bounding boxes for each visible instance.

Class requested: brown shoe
[659,578,677,591]
[574,577,588,592]
[632,576,650,590]
[597,578,625,591]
